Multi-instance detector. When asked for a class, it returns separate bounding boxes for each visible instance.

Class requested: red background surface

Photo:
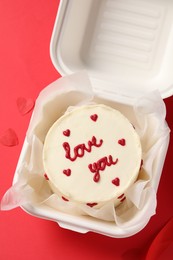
[0,1,173,259]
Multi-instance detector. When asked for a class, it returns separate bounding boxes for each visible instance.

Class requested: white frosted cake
[43,104,142,208]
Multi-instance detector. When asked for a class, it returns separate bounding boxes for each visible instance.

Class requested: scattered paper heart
[0,128,19,147]
[16,97,35,115]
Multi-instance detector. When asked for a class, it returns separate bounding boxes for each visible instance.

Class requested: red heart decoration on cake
[90,114,98,122]
[0,128,19,147]
[63,169,71,176]
[112,177,120,186]
[118,138,126,146]
[63,129,70,137]
[16,97,35,115]
[86,202,98,207]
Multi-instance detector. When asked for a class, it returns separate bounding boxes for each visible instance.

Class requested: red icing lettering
[63,136,103,162]
[63,169,71,176]
[112,177,120,186]
[118,138,126,146]
[63,129,70,137]
[88,156,118,182]
[86,202,98,207]
[90,114,98,122]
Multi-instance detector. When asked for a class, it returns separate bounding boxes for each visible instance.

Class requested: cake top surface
[43,104,142,204]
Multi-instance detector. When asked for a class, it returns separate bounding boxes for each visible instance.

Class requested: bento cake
[43,104,142,207]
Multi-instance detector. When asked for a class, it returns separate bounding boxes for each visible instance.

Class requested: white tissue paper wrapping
[1,71,170,229]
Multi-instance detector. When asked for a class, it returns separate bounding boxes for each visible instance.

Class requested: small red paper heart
[63,169,71,176]
[63,129,70,137]
[16,97,35,115]
[112,177,120,186]
[118,138,126,146]
[90,114,98,122]
[0,128,19,147]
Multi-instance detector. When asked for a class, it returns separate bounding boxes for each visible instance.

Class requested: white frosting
[43,104,142,207]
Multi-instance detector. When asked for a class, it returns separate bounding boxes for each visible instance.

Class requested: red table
[0,1,173,259]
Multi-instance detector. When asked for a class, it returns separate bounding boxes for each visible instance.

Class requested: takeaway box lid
[50,0,173,100]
